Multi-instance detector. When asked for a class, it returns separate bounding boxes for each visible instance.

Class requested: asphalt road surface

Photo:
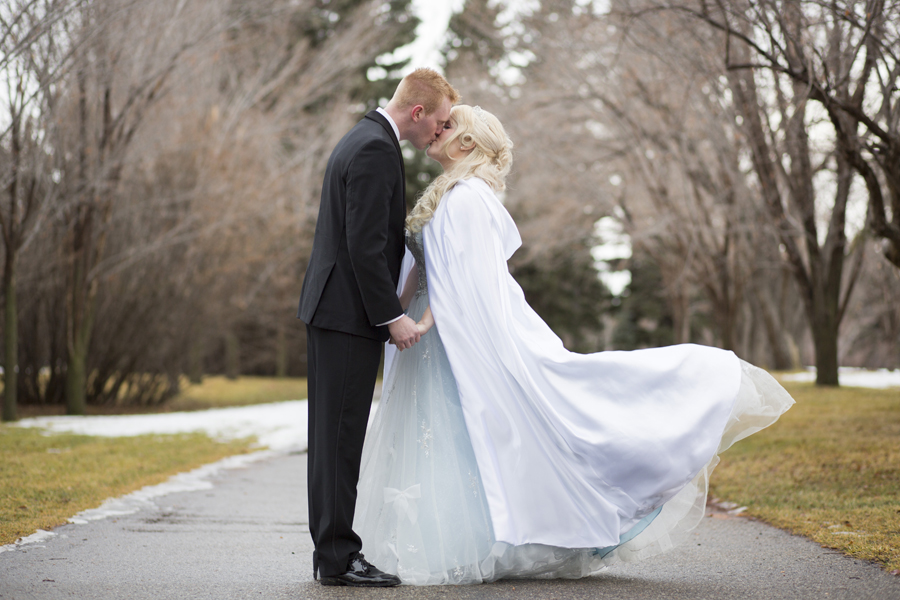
[2,451,898,600]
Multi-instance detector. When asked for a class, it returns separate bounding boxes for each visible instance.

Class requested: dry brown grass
[0,426,253,546]
[167,375,308,410]
[711,381,900,571]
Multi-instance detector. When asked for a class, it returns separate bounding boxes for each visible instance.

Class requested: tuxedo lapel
[365,111,406,204]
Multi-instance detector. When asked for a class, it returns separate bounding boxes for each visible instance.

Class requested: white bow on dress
[383,484,422,525]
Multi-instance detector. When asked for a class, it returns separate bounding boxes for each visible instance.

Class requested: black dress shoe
[319,553,401,587]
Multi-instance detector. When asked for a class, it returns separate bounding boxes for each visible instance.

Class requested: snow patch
[779,367,900,389]
[15,400,311,452]
[0,529,56,554]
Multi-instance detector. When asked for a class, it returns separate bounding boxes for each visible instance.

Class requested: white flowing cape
[422,178,743,549]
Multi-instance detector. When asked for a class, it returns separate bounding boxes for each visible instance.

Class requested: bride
[353,104,794,585]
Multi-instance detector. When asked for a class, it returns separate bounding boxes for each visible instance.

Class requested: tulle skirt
[354,292,794,585]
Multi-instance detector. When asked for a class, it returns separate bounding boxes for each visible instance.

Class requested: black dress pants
[305,324,382,577]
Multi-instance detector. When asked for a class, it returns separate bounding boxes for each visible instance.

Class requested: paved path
[2,451,898,600]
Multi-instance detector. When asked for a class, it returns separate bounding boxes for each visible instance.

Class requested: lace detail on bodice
[406,229,428,298]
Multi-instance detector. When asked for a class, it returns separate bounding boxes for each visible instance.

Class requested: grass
[0,426,254,546]
[710,381,900,572]
[167,375,308,411]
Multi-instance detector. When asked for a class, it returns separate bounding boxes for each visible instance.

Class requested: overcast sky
[397,0,464,72]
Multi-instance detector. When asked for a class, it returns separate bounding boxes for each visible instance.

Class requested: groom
[297,69,459,587]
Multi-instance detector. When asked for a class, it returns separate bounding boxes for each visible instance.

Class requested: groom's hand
[388,315,421,351]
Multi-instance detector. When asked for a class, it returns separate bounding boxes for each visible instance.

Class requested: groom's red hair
[391,68,460,115]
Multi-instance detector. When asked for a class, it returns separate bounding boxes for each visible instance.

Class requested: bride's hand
[417,306,434,335]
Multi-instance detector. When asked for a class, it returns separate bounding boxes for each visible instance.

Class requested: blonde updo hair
[406,105,513,232]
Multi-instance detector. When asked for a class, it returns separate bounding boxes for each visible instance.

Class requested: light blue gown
[354,231,500,584]
[354,181,794,585]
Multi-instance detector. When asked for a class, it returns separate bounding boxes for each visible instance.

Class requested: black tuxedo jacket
[297,111,407,342]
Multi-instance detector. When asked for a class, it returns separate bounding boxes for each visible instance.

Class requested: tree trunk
[66,332,88,415]
[225,331,240,380]
[2,252,17,422]
[3,106,21,422]
[65,240,95,415]
[811,305,840,385]
[808,152,853,386]
[666,281,691,345]
[65,60,90,416]
[275,323,287,378]
[188,338,203,384]
[728,43,848,385]
[750,286,794,370]
[716,296,736,352]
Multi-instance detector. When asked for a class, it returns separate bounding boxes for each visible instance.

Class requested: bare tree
[448,1,777,357]
[591,0,871,384]
[0,0,71,420]
[444,0,830,371]
[446,0,900,374]
[600,6,808,364]
[5,0,418,412]
[600,57,760,352]
[49,0,235,413]
[167,0,419,378]
[641,0,900,269]
[619,0,898,384]
[841,244,900,367]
